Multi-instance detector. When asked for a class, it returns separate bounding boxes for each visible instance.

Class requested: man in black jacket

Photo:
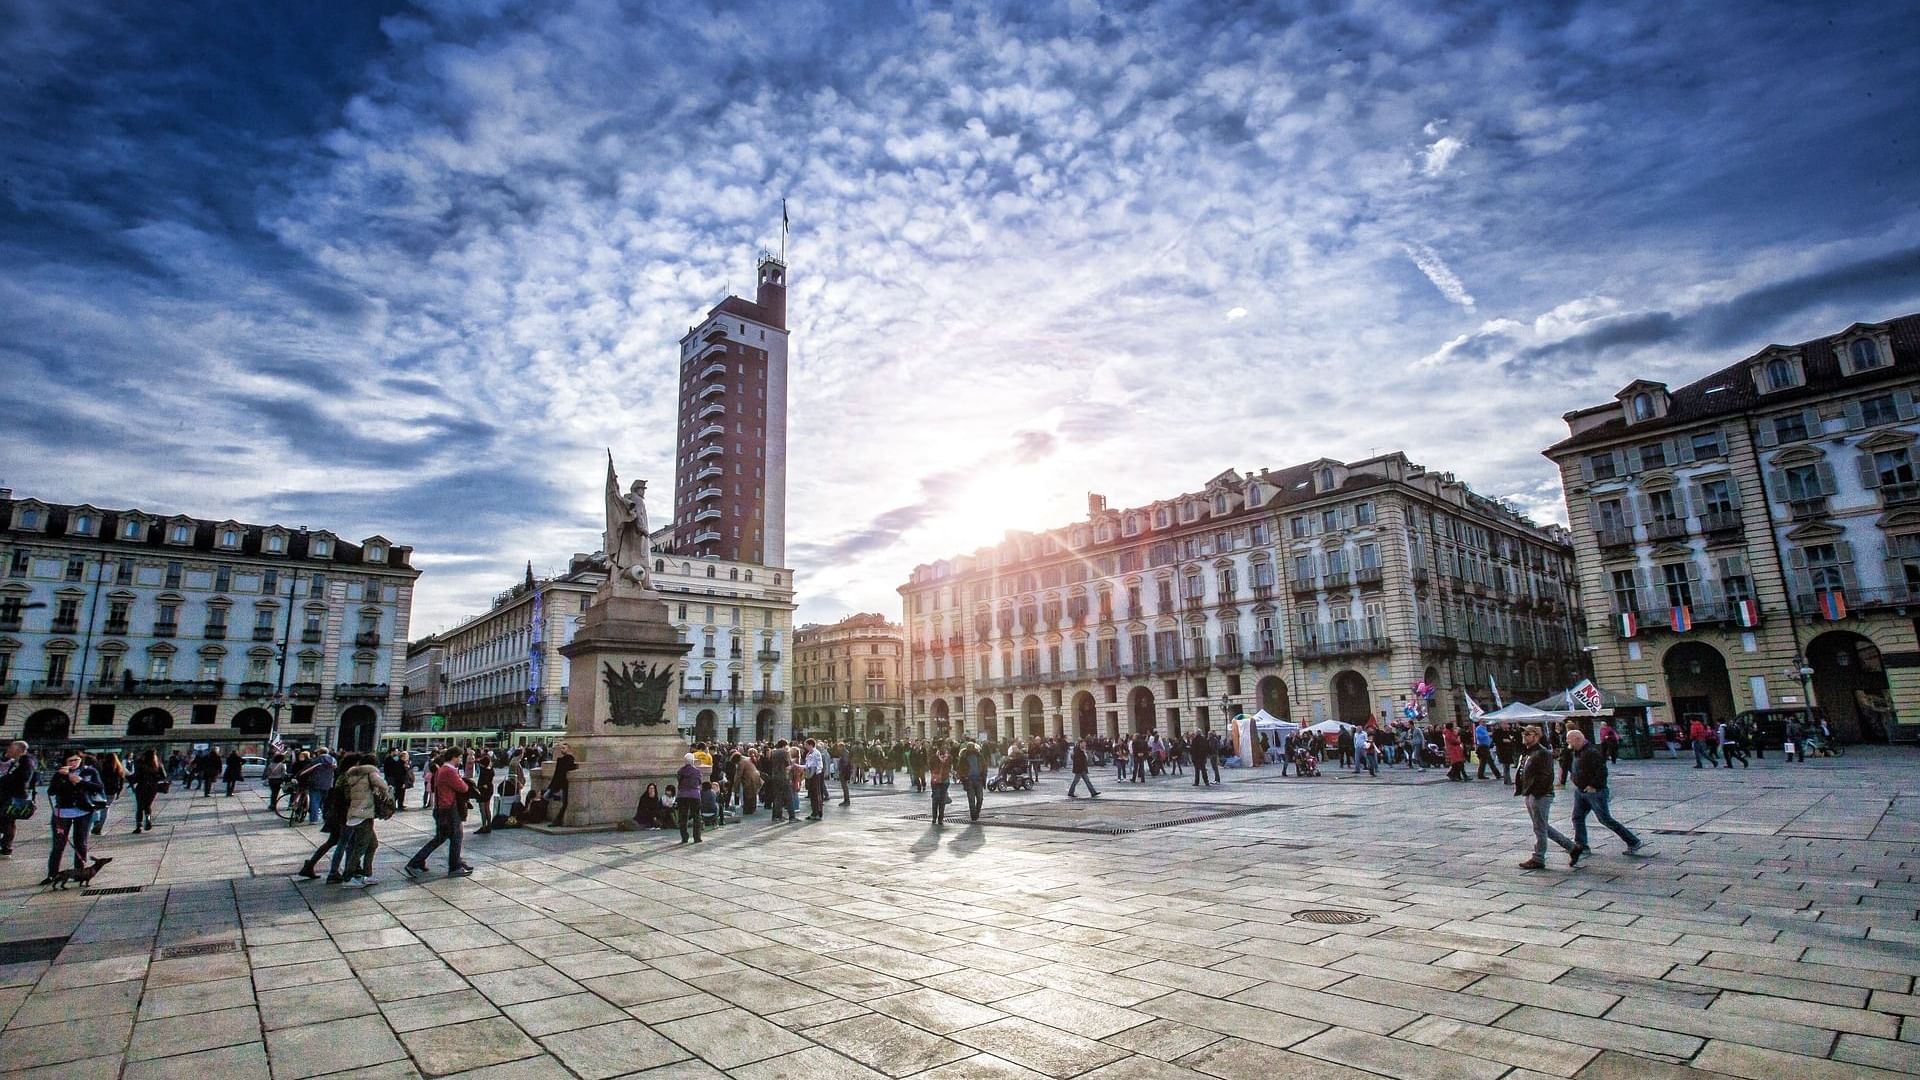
[1516,725,1582,870]
[1190,732,1212,787]
[1568,729,1644,856]
[1067,739,1099,798]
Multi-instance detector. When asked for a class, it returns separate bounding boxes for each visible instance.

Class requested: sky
[3,1,1919,635]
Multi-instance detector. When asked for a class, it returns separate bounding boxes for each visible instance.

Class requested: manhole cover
[82,886,144,896]
[1293,909,1372,925]
[0,936,71,964]
[160,941,238,959]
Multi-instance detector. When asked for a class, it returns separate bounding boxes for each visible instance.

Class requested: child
[700,781,723,827]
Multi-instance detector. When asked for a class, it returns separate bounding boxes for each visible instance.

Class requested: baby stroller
[1294,749,1321,778]
[987,758,1035,792]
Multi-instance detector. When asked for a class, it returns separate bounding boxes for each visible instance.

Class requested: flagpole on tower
[780,198,789,263]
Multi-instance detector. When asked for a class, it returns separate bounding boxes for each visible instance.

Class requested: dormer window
[1765,357,1797,391]
[1153,509,1170,529]
[1319,467,1335,490]
[1847,338,1885,373]
[365,543,386,562]
[168,523,192,544]
[1631,393,1654,421]
[219,529,241,549]
[71,514,95,536]
[312,538,332,558]
[265,533,285,554]
[19,509,41,529]
[122,520,142,540]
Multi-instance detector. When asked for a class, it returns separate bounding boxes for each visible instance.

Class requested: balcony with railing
[1644,516,1688,541]
[757,650,781,662]
[697,381,726,400]
[682,688,725,703]
[1353,566,1383,586]
[1213,650,1243,669]
[697,361,727,381]
[30,679,73,697]
[1698,510,1742,535]
[694,444,723,460]
[0,618,19,633]
[697,402,726,420]
[694,507,723,523]
[1834,585,1920,612]
[692,529,721,544]
[1324,570,1353,589]
[1299,637,1391,660]
[1251,582,1275,600]
[1290,576,1318,596]
[1595,526,1634,549]
[355,631,382,647]
[1418,633,1457,652]
[335,683,391,700]
[127,679,223,698]
[88,680,124,698]
[1181,650,1211,670]
[1788,496,1829,521]
[301,627,324,644]
[239,681,274,699]
[252,625,275,642]
[695,486,722,501]
[290,682,322,700]
[1247,647,1280,666]
[153,621,178,638]
[1880,481,1920,506]
[1151,657,1183,675]
[753,690,785,703]
[0,681,16,698]
[695,463,723,481]
[696,422,725,440]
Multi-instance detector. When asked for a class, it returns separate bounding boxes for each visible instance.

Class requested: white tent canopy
[1304,719,1356,735]
[1480,702,1560,724]
[1252,710,1298,731]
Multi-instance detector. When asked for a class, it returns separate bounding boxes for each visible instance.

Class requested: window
[1660,563,1693,608]
[1783,464,1822,501]
[220,529,239,548]
[169,523,191,543]
[1690,431,1725,460]
[262,569,277,594]
[1719,554,1753,604]
[1849,338,1883,371]
[65,556,84,582]
[266,533,285,553]
[1588,453,1618,481]
[1595,498,1627,533]
[1637,442,1668,470]
[1631,393,1654,421]
[1358,543,1379,569]
[72,514,93,535]
[1774,413,1809,442]
[1648,489,1679,522]
[1610,569,1639,613]
[1862,395,1898,426]
[1765,358,1797,390]
[1805,544,1845,593]
[1354,502,1374,526]
[1700,478,1736,514]
[123,520,141,539]
[1875,448,1915,486]
[215,566,231,592]
[1321,509,1340,532]
[312,538,331,557]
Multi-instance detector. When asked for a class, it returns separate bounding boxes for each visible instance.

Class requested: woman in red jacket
[1443,725,1467,782]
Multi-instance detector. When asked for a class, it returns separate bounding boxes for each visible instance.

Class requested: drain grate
[159,941,239,959]
[1652,829,1694,836]
[82,886,144,896]
[1293,908,1373,925]
[0,936,72,964]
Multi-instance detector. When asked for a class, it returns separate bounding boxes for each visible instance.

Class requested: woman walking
[41,754,102,885]
[131,749,166,832]
[929,746,952,826]
[266,754,288,812]
[337,754,392,887]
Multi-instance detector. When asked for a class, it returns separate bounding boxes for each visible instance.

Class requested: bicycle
[285,782,309,826]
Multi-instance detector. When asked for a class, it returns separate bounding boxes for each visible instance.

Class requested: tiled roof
[0,496,414,570]
[1547,313,1920,454]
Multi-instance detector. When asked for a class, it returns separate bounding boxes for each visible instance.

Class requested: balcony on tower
[697,402,726,420]
[696,487,722,503]
[697,382,726,400]
[694,507,722,523]
[692,528,721,544]
[695,444,723,460]
[695,463,723,481]
[698,361,728,382]
[696,422,725,440]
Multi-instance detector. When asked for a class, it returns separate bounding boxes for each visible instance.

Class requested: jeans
[267,779,283,810]
[343,820,377,878]
[1117,757,1129,781]
[308,784,331,822]
[1524,794,1576,860]
[1359,749,1377,777]
[676,799,703,842]
[48,812,91,878]
[964,778,984,820]
[931,780,948,823]
[1693,743,1716,768]
[1572,788,1640,851]
[1193,761,1211,786]
[1069,771,1098,796]
[1476,746,1501,780]
[410,807,464,872]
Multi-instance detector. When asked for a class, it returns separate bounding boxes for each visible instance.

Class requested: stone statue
[603,453,654,593]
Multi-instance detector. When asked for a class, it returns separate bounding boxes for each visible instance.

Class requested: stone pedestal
[542,587,692,830]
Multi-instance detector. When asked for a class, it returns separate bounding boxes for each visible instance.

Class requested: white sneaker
[342,877,371,889]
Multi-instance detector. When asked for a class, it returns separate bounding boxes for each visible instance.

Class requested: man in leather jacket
[1516,726,1581,870]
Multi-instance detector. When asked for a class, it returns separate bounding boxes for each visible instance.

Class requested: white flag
[1464,693,1485,721]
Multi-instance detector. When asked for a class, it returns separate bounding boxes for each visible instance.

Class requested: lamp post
[1786,657,1815,708]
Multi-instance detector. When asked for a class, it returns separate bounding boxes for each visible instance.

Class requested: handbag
[158,780,172,794]
[2,796,34,820]
[1783,741,1796,756]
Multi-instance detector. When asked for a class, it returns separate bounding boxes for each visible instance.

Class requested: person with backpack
[296,748,337,823]
[337,754,395,887]
[959,737,986,821]
[297,755,356,882]
[131,749,166,833]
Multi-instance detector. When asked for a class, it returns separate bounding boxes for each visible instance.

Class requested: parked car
[241,755,268,779]
[1730,707,1828,751]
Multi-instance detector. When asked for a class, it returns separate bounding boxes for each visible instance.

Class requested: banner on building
[1569,678,1606,716]
[1669,605,1693,633]
[1735,598,1760,627]
[1818,590,1847,621]
[1617,611,1638,638]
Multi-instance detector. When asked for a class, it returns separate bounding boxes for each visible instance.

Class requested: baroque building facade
[898,455,1584,742]
[438,563,597,735]
[0,490,417,751]
[793,613,906,740]
[1547,313,1920,743]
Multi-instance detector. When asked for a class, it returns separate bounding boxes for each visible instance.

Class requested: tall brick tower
[669,254,789,566]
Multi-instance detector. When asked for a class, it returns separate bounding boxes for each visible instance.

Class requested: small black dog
[47,856,112,889]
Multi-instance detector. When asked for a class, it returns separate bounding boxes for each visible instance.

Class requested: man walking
[802,738,827,820]
[1516,725,1582,870]
[0,741,36,858]
[1474,720,1502,781]
[1190,731,1212,787]
[959,737,986,821]
[296,748,337,824]
[405,748,474,878]
[1567,729,1643,857]
[1689,718,1718,768]
[1067,739,1099,798]
[1130,733,1148,783]
[765,741,793,821]
[1352,725,1376,777]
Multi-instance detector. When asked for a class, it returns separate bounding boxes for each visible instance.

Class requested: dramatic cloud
[3,1,1918,632]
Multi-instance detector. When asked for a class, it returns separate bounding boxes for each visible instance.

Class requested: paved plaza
[1,749,1918,1080]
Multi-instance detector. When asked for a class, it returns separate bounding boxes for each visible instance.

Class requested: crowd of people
[0,708,1841,887]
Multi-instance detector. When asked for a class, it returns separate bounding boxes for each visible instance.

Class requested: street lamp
[1786,657,1815,707]
[1218,693,1235,730]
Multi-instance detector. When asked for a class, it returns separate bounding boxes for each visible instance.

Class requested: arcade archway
[1808,630,1893,742]
[1256,675,1290,718]
[1129,686,1155,734]
[1022,695,1045,738]
[1073,691,1097,738]
[338,705,377,752]
[1331,670,1370,725]
[128,707,173,739]
[1662,642,1734,730]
